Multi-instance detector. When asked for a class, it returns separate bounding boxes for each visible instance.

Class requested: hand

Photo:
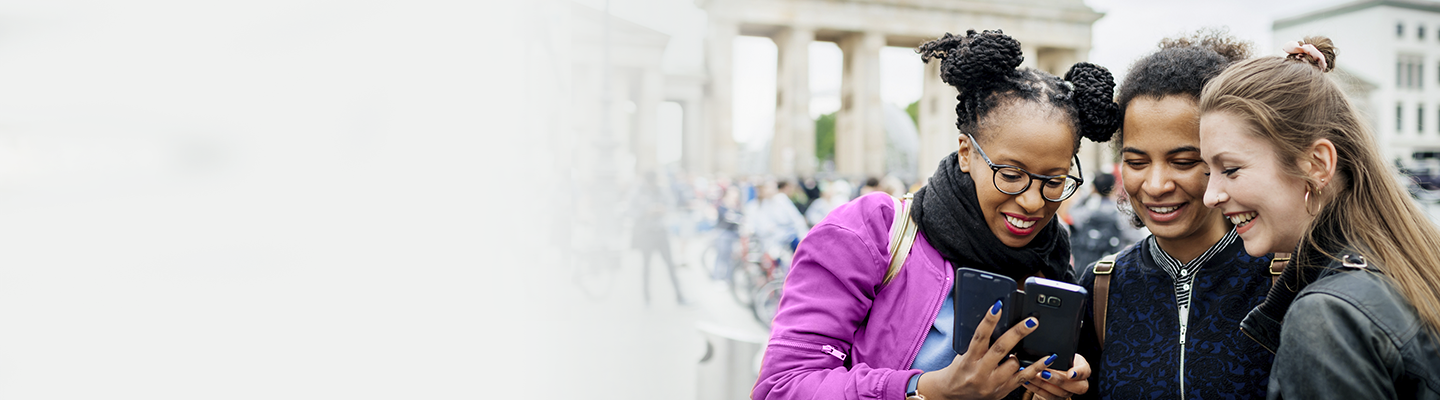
[918,300,1051,400]
[1022,354,1091,400]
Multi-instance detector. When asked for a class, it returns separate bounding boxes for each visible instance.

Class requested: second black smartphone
[1015,276,1088,371]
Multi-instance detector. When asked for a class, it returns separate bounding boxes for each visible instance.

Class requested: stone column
[704,20,740,175]
[836,31,884,178]
[917,59,959,183]
[772,27,814,177]
[681,98,705,174]
[634,68,663,174]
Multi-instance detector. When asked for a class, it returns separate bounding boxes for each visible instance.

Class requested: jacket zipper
[903,269,951,369]
[1176,267,1199,400]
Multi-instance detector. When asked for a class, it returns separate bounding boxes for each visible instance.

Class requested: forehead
[1199,112,1269,161]
[980,108,1077,173]
[1123,96,1200,150]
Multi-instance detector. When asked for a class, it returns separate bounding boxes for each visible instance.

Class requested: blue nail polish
[1023,381,1030,385]
[1025,318,1037,328]
[1018,367,1025,371]
[1045,354,1057,365]
[1041,371,1052,379]
[1071,371,1078,379]
[990,300,1002,315]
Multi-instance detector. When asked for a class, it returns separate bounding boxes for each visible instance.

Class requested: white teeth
[1228,212,1258,226]
[1006,215,1036,229]
[1148,205,1180,214]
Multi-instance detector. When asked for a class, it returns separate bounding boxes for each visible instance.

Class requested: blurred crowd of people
[616,167,1150,295]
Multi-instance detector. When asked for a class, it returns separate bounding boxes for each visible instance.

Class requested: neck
[1153,219,1230,264]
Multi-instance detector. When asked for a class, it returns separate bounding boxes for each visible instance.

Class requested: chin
[1241,242,1270,258]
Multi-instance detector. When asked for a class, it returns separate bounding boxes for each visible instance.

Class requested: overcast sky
[571,0,1360,148]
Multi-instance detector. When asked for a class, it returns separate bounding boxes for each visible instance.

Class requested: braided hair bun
[918,30,1120,147]
[1064,62,1121,143]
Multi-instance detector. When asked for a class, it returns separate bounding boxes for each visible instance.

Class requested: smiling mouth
[1228,211,1258,227]
[1005,215,1036,229]
[1148,205,1180,214]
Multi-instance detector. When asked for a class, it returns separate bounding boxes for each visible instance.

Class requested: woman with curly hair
[1072,30,1282,400]
[1200,36,1440,399]
[751,29,1121,400]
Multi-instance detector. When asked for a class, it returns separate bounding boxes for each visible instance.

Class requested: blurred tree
[906,100,920,127]
[816,112,836,163]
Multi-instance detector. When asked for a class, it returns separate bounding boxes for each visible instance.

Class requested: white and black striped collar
[1147,228,1239,280]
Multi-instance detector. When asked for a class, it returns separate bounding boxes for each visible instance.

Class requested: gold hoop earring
[1304,188,1322,216]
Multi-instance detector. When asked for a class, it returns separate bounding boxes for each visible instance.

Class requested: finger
[1011,353,1058,390]
[984,316,1039,365]
[965,300,1004,359]
[1065,354,1092,381]
[1024,377,1069,400]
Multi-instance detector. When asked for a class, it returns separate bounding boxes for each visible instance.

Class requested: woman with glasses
[752,30,1121,400]
[1070,30,1283,400]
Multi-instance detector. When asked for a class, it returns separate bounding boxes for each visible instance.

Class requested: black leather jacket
[1241,248,1440,399]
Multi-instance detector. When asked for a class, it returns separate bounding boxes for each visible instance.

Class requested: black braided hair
[917,29,1120,152]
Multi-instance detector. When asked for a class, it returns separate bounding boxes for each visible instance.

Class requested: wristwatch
[906,373,926,400]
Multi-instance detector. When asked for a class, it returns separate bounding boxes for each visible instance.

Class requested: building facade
[1274,0,1440,174]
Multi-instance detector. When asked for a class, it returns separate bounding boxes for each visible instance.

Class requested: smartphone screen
[951,267,1021,355]
[1016,276,1088,370]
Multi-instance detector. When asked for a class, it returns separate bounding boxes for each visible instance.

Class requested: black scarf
[911,152,1074,284]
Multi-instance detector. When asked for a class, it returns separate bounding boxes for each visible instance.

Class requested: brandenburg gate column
[771,27,815,177]
[704,19,740,175]
[836,31,884,178]
[917,59,959,183]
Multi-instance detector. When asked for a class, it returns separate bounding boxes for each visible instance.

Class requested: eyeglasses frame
[966,135,1085,203]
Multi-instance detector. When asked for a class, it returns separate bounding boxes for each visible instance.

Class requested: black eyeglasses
[968,135,1084,202]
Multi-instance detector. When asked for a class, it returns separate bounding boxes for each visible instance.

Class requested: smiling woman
[1072,29,1282,400]
[752,29,1122,400]
[1199,36,1440,399]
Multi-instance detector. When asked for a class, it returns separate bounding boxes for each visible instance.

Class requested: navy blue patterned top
[1075,233,1277,400]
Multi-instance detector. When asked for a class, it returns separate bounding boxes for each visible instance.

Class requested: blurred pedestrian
[628,172,687,306]
[1068,173,1126,271]
[804,178,853,226]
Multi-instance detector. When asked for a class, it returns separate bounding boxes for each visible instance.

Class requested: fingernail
[1041,371,1052,379]
[1025,318,1037,328]
[1023,381,1030,385]
[990,300,1002,315]
[1071,371,1078,379]
[1018,366,1025,371]
[1045,354,1057,365]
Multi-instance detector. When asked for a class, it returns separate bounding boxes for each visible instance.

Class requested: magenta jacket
[753,192,952,400]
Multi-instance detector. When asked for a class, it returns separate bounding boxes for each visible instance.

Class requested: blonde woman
[1198,37,1440,399]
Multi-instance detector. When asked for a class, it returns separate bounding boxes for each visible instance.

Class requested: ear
[957,135,973,173]
[1303,138,1338,192]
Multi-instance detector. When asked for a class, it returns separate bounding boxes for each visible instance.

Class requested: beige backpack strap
[1092,253,1119,348]
[883,193,918,285]
[1269,253,1290,286]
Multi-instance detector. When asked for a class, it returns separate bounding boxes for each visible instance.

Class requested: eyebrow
[1122,145,1199,157]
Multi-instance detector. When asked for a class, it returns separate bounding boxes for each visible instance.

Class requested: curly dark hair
[917,29,1120,152]
[1115,28,1252,122]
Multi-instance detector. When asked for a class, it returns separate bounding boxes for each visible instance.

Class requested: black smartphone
[951,268,1022,354]
[1015,276,1088,371]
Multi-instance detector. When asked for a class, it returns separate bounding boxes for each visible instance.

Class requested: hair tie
[1281,41,1327,71]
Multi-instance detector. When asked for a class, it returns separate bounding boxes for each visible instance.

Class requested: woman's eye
[999,171,1025,182]
[1222,167,1240,177]
[1173,160,1199,168]
[1124,160,1147,168]
[1043,179,1065,189]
